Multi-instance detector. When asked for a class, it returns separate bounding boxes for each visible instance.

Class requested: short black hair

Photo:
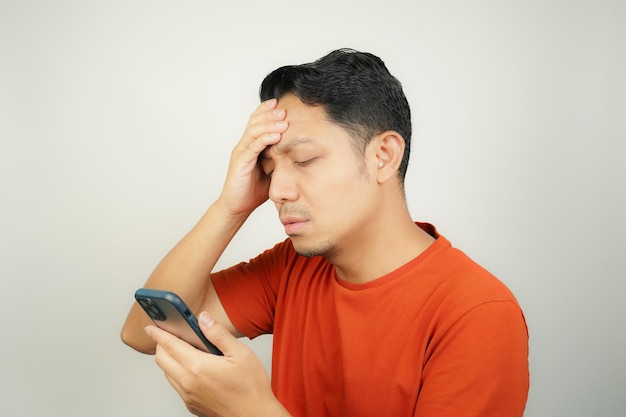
[259,48,412,182]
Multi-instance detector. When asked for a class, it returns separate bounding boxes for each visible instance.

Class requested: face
[260,94,379,258]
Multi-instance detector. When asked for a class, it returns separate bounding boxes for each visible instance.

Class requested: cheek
[303,155,373,213]
[315,173,372,216]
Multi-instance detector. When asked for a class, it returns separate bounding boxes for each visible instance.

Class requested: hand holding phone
[135,288,223,355]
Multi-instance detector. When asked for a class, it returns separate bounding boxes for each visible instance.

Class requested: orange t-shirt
[211,223,529,417]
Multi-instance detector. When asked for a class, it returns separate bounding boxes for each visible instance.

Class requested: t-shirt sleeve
[210,239,293,339]
[415,300,530,417]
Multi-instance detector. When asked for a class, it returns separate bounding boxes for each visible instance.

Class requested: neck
[330,202,435,285]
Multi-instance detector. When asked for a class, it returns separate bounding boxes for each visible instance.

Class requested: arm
[120,99,288,353]
[415,301,529,417]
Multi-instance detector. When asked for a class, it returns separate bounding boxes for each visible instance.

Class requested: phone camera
[138,297,166,321]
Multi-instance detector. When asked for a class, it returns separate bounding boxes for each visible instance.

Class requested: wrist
[210,198,254,225]
[256,398,291,417]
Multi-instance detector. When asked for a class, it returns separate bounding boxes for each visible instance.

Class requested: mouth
[280,216,309,235]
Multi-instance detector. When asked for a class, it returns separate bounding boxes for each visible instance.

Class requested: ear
[369,131,405,184]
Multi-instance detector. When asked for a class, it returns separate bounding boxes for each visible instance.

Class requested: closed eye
[294,158,317,167]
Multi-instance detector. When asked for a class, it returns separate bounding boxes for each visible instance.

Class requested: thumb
[198,311,237,356]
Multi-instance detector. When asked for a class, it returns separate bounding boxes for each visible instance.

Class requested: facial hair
[294,239,337,258]
[278,205,337,258]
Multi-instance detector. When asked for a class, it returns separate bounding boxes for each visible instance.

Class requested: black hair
[259,48,412,182]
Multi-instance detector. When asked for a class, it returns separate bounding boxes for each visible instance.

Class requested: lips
[280,216,308,235]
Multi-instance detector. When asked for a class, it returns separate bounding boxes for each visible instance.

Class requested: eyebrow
[263,137,314,158]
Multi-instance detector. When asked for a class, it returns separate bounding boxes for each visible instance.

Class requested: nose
[268,166,299,204]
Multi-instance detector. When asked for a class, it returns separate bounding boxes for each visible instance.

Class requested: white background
[1,1,624,416]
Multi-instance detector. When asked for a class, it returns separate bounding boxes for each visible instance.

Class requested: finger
[145,325,208,368]
[154,341,186,388]
[150,335,201,408]
[244,99,284,133]
[242,101,288,144]
[251,104,286,123]
[198,312,241,358]
[142,326,189,383]
[233,99,288,158]
[232,122,288,167]
[242,115,288,146]
[256,98,279,115]
[262,97,278,110]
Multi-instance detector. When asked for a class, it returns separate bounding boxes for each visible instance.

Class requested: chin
[291,238,336,259]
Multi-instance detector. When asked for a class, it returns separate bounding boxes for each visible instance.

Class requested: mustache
[278,205,313,219]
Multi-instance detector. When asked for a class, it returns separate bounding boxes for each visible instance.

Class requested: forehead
[264,95,348,157]
[277,94,328,128]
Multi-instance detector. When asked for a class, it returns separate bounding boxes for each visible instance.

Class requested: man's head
[259,48,412,184]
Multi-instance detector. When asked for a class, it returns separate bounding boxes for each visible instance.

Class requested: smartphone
[134,288,223,355]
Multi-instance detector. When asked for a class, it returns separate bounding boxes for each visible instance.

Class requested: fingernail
[199,312,215,328]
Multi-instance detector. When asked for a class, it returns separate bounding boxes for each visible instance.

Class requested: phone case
[134,288,223,355]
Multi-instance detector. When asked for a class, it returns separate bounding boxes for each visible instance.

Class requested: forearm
[120,200,250,353]
[122,99,287,354]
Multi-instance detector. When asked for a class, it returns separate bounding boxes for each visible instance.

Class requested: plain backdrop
[1,1,624,416]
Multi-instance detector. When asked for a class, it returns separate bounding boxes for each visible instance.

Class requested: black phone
[134,288,223,355]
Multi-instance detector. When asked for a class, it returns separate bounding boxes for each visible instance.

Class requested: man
[121,48,529,417]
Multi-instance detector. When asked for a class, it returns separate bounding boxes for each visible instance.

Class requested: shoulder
[414,233,525,327]
[425,234,518,300]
